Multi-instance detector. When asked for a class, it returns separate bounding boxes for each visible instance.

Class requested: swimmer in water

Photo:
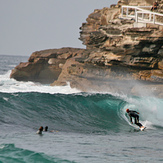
[44,126,48,132]
[36,126,43,134]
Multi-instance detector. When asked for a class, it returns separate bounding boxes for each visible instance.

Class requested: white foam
[0,145,5,149]
[141,120,155,129]
[0,71,81,94]
[3,97,9,101]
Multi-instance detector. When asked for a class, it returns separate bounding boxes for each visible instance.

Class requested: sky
[0,0,118,56]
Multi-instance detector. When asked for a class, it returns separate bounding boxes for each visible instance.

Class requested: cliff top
[118,0,163,6]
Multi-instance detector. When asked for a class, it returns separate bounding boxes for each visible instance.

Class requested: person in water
[44,126,48,132]
[126,109,144,129]
[36,126,44,134]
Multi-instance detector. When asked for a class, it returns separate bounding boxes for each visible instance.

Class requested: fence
[121,6,163,26]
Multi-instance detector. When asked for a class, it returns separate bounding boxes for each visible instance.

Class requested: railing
[121,5,163,26]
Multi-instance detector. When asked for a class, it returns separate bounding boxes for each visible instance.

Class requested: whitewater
[0,55,163,163]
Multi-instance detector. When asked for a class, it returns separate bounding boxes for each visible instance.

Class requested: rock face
[11,48,85,84]
[10,0,163,97]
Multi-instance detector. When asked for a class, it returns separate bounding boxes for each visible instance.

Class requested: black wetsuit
[128,110,142,127]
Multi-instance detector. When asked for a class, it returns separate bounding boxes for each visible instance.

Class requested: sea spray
[0,71,81,94]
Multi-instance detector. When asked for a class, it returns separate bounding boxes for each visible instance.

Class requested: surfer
[36,126,43,134]
[126,109,145,129]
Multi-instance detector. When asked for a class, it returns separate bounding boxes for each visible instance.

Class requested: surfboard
[140,126,146,131]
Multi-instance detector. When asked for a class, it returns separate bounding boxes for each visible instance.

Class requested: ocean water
[0,55,163,163]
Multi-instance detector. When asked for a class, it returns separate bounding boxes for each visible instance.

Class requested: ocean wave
[0,92,163,134]
[0,144,72,163]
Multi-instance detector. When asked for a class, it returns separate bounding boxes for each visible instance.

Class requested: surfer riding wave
[126,108,145,130]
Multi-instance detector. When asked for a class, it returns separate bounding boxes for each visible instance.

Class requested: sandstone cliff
[10,0,163,97]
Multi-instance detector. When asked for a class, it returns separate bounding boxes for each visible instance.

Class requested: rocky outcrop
[10,0,163,97]
[11,48,85,84]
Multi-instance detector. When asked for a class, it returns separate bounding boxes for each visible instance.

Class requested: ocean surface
[0,54,163,163]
